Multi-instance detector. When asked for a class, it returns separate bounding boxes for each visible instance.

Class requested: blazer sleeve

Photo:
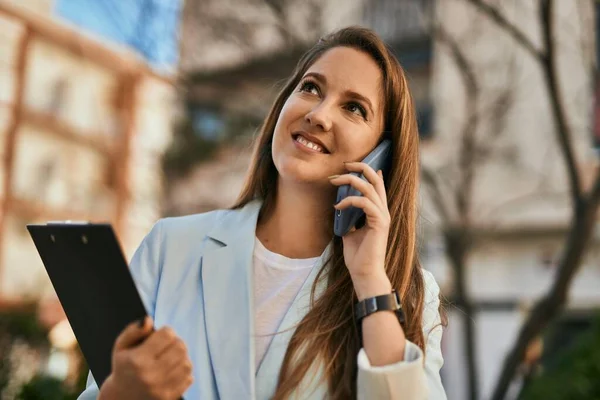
[356,269,447,400]
[77,220,164,399]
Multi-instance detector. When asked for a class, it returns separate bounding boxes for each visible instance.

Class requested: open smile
[292,133,330,154]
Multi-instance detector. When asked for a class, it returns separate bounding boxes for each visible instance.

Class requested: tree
[425,1,598,399]
[178,0,324,73]
[422,16,517,400]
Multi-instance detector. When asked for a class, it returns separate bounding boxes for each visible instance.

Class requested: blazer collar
[205,199,263,246]
[201,200,262,399]
[201,199,333,400]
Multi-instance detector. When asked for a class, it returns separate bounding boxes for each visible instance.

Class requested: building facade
[0,1,175,301]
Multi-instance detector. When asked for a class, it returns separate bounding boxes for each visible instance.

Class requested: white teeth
[296,135,324,153]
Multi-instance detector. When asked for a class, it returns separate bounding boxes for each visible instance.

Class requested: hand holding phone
[334,139,392,237]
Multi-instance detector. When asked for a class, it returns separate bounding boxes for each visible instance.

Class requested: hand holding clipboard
[28,222,191,399]
[101,316,192,400]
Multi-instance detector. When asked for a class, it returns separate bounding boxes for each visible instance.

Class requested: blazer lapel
[255,243,332,400]
[201,200,262,400]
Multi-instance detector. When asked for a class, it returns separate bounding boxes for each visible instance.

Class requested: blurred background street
[0,0,599,399]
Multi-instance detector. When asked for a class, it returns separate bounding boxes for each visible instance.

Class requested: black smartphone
[334,139,393,237]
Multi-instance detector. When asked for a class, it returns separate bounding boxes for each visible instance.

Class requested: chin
[276,159,330,186]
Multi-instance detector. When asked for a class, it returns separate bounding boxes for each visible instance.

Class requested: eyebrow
[303,72,375,116]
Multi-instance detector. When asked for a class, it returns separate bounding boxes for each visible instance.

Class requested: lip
[292,131,330,153]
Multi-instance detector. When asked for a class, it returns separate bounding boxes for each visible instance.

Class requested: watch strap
[355,289,405,324]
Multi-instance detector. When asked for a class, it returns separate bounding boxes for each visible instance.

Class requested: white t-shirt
[253,238,321,371]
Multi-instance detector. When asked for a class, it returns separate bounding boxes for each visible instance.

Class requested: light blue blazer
[79,200,446,399]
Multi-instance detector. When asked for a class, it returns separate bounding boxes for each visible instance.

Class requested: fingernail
[328,174,340,179]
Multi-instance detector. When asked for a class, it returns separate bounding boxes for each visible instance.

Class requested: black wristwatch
[355,289,405,342]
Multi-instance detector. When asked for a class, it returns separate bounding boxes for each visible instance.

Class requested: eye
[299,80,320,96]
[345,102,367,119]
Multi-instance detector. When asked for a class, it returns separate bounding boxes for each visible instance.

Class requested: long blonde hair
[233,26,424,399]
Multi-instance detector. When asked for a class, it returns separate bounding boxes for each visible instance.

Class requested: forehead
[306,47,383,104]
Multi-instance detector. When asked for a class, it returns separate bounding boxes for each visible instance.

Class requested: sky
[54,0,182,72]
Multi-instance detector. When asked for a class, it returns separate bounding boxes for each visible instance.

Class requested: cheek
[336,133,381,161]
[273,104,290,140]
[276,97,304,130]
[272,102,295,164]
[273,97,309,151]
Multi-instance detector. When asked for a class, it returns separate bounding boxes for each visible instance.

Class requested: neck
[256,179,335,259]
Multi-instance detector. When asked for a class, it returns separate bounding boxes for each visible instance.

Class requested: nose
[305,103,332,132]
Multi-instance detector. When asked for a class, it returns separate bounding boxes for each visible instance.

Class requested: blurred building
[0,1,175,302]
[173,0,599,399]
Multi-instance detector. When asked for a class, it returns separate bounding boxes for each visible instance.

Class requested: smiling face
[271,46,385,187]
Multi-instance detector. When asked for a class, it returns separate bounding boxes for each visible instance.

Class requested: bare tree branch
[464,0,544,62]
[489,1,594,398]
[432,26,478,94]
[263,0,296,45]
[539,0,583,204]
[429,23,481,400]
[421,166,453,223]
[432,25,479,226]
[430,2,596,399]
[465,0,583,206]
[491,171,599,400]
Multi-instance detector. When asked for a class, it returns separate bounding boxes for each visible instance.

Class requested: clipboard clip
[46,220,91,225]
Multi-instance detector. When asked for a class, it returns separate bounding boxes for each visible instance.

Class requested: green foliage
[73,358,89,396]
[0,308,87,398]
[0,307,49,394]
[0,306,47,345]
[16,375,78,400]
[519,314,600,400]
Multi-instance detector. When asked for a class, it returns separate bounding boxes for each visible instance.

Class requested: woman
[80,26,446,400]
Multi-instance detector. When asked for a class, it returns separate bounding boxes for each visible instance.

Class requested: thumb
[114,316,153,351]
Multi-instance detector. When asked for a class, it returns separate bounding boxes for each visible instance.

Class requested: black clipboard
[27,222,148,389]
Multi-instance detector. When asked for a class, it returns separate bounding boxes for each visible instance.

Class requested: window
[191,108,225,141]
[362,0,429,43]
[48,77,68,114]
[35,158,58,200]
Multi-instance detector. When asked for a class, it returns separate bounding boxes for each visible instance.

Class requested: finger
[344,162,387,204]
[334,196,389,229]
[164,357,193,385]
[138,326,179,359]
[329,174,382,208]
[165,365,194,400]
[376,170,388,204]
[114,317,153,351]
[157,339,189,370]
